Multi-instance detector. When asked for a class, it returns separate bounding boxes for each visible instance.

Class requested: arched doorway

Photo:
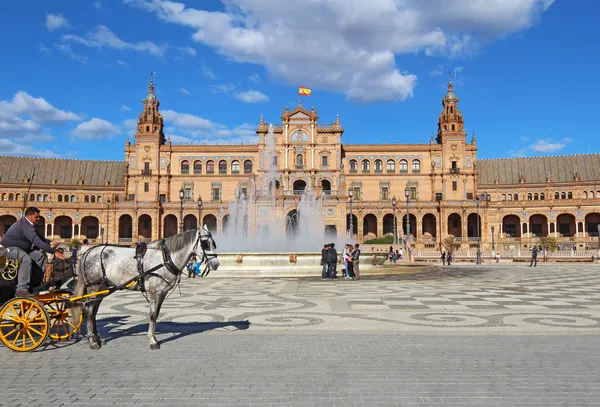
[286,210,299,236]
[363,214,377,238]
[585,213,600,237]
[321,179,331,195]
[557,213,575,237]
[401,214,417,238]
[222,214,230,233]
[54,216,73,239]
[467,213,481,240]
[346,214,358,237]
[138,214,152,240]
[293,180,306,195]
[0,215,17,236]
[324,225,337,240]
[80,216,100,239]
[422,213,437,239]
[383,213,395,236]
[163,214,178,238]
[184,214,197,231]
[502,215,521,238]
[447,213,462,238]
[203,214,217,233]
[529,214,548,237]
[118,214,133,242]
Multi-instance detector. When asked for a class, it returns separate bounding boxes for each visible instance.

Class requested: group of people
[320,243,361,280]
[440,250,452,266]
[186,255,203,278]
[387,247,403,263]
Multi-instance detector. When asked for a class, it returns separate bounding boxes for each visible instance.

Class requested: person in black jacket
[327,243,337,279]
[321,244,329,279]
[0,207,64,296]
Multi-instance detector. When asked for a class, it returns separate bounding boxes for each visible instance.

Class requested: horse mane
[147,229,197,252]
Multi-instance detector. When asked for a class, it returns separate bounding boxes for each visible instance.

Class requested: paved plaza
[2,264,600,406]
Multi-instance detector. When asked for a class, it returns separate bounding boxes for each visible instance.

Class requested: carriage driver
[0,206,64,296]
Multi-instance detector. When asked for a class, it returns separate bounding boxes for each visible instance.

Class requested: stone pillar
[71,224,75,239]
[377,216,384,238]
[357,214,364,240]
[554,222,558,238]
[582,220,586,238]
[50,224,54,238]
[416,214,422,242]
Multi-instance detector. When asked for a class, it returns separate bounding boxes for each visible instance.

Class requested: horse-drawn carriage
[0,227,219,352]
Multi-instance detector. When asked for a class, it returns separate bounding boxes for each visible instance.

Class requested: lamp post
[179,188,185,233]
[106,199,111,244]
[392,195,397,245]
[197,195,203,230]
[404,185,410,248]
[491,226,495,251]
[475,193,487,265]
[348,189,354,238]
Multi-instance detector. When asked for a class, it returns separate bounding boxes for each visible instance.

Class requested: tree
[537,236,558,261]
[442,235,459,252]
[69,238,82,249]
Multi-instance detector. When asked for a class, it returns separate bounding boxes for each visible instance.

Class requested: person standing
[341,244,350,278]
[530,246,538,267]
[352,243,361,280]
[447,251,452,266]
[346,248,355,279]
[441,250,446,266]
[321,244,329,279]
[327,243,337,279]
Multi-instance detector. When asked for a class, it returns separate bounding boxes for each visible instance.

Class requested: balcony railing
[450,168,460,174]
[141,169,152,176]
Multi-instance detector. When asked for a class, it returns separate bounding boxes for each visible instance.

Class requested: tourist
[327,243,337,279]
[352,243,361,280]
[346,247,355,279]
[447,251,452,266]
[530,246,538,267]
[399,247,403,260]
[395,249,400,262]
[441,250,446,266]
[341,244,351,278]
[321,244,329,279]
[388,246,394,264]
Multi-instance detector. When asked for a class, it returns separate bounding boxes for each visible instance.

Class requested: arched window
[508,194,512,201]
[71,195,76,202]
[412,159,421,173]
[181,160,190,175]
[361,159,370,171]
[219,160,227,174]
[16,193,20,201]
[567,191,573,199]
[193,160,202,175]
[555,192,560,200]
[244,160,253,174]
[231,160,240,173]
[386,159,395,172]
[44,194,49,201]
[561,192,566,199]
[450,106,454,114]
[58,195,63,202]
[534,193,538,200]
[583,191,588,199]
[37,194,42,201]
[65,194,70,202]
[451,124,455,130]
[540,193,545,200]
[29,194,34,201]
[296,154,304,167]
[349,160,358,171]
[399,160,408,173]
[206,160,215,174]
[514,193,519,201]
[97,195,102,203]
[527,193,532,201]
[374,159,383,172]
[91,195,96,203]
[85,195,90,203]
[501,194,506,201]
[1,193,6,201]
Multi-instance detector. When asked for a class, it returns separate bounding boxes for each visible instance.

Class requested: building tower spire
[135,73,165,144]
[436,71,464,144]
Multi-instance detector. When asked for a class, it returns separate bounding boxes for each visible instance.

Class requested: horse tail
[70,265,86,336]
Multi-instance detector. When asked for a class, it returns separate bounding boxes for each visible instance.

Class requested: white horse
[72,227,219,350]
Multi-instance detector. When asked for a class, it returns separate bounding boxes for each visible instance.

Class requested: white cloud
[177,46,196,56]
[248,73,260,83]
[55,43,89,64]
[117,59,129,66]
[125,0,553,102]
[236,90,269,103]
[531,139,567,153]
[211,83,236,93]
[167,134,195,144]
[178,87,192,95]
[0,91,81,124]
[202,65,216,79]
[61,25,167,57]
[46,14,70,31]
[94,1,102,9]
[162,110,213,131]
[0,139,59,157]
[71,118,121,140]
[429,65,444,76]
[120,104,131,111]
[39,43,51,54]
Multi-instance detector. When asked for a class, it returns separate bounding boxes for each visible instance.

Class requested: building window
[534,193,538,200]
[159,194,166,203]
[374,159,383,172]
[502,194,506,201]
[381,186,389,200]
[206,160,215,174]
[528,193,532,200]
[219,160,227,174]
[561,192,566,199]
[58,195,62,202]
[540,192,545,200]
[412,159,421,173]
[296,154,304,167]
[555,192,560,199]
[352,187,361,200]
[98,195,102,203]
[244,160,253,174]
[451,124,455,130]
[144,183,149,192]
[193,161,202,175]
[129,157,135,169]
[567,191,573,199]
[386,160,395,172]
[508,194,513,201]
[466,192,473,200]
[181,160,190,175]
[584,191,588,199]
[349,160,358,173]
[44,194,49,201]
[321,155,328,166]
[185,188,192,200]
[128,194,135,201]
[451,161,458,173]
[212,187,220,201]
[399,160,408,173]
[452,181,457,191]
[435,156,441,168]
[161,157,167,169]
[361,160,370,172]
[241,188,248,198]
[410,187,417,200]
[436,193,443,201]
[231,160,240,174]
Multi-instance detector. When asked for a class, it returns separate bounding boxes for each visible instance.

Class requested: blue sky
[0,0,597,160]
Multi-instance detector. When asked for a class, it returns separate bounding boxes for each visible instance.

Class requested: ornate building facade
[1,77,599,252]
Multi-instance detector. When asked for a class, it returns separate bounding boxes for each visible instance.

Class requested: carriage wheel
[45,291,83,340]
[0,297,49,352]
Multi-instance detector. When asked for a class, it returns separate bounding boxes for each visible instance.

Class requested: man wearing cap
[0,206,64,296]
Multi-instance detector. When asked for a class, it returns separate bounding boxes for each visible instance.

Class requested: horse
[71,227,219,350]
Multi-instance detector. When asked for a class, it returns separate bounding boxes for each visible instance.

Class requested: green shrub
[364,235,394,244]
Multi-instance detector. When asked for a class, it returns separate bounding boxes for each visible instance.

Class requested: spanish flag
[298,86,312,96]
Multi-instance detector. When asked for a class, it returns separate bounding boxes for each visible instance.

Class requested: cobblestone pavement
[2,264,600,406]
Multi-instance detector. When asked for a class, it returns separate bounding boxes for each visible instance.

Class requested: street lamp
[348,189,354,238]
[475,193,487,265]
[491,225,495,251]
[197,195,203,230]
[105,199,111,244]
[179,187,185,233]
[404,185,410,248]
[392,195,397,244]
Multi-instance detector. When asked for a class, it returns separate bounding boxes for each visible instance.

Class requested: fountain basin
[209,252,428,278]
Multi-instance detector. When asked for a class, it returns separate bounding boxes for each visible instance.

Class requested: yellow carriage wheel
[43,291,83,340]
[0,297,49,352]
